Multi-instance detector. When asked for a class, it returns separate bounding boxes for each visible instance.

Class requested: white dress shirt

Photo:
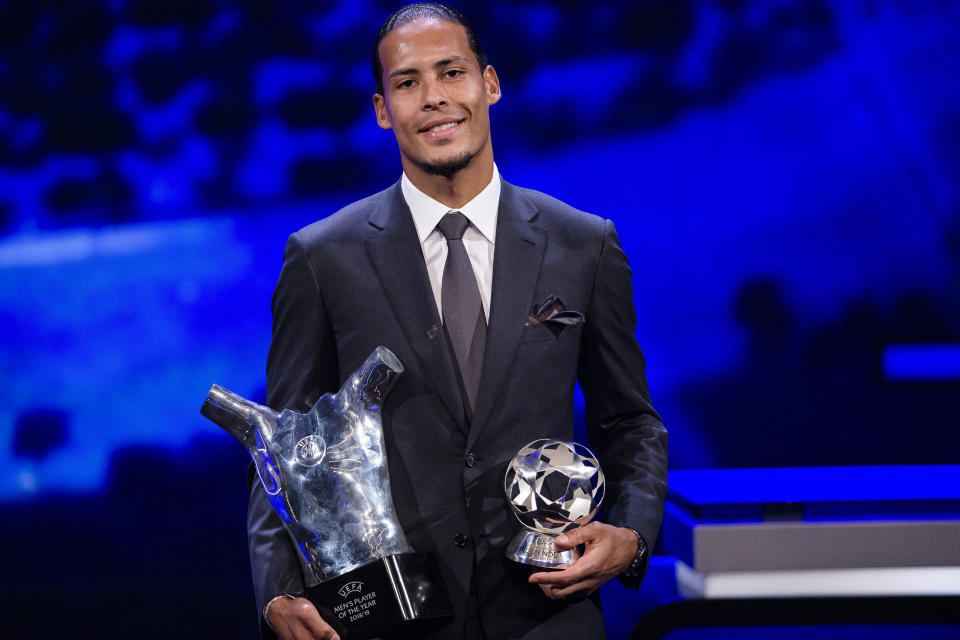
[401,165,501,320]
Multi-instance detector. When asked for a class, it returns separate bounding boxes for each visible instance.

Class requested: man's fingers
[287,618,339,640]
[290,623,318,640]
[553,533,575,551]
[550,579,598,600]
[530,523,637,602]
[296,604,338,640]
[302,615,339,640]
[537,583,561,600]
[536,578,597,600]
[529,550,601,587]
[529,567,572,587]
[279,619,315,640]
[269,597,339,640]
[529,561,591,587]
[554,523,596,550]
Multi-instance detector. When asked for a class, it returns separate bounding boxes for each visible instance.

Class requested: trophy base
[505,529,579,568]
[306,552,452,639]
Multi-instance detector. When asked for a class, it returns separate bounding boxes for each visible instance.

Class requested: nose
[422,78,447,110]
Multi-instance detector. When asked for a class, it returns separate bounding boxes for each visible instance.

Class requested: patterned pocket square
[525,295,585,336]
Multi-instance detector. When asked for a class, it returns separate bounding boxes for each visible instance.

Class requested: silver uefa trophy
[504,439,606,568]
[201,346,450,639]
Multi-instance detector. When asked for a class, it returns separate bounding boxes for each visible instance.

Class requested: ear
[372,93,392,130]
[483,65,501,106]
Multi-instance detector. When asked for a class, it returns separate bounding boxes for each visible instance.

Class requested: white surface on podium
[676,562,960,599]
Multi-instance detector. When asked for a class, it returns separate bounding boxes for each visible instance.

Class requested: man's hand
[266,596,339,640]
[528,522,638,600]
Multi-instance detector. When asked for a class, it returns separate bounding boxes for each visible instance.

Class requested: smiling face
[373,18,500,183]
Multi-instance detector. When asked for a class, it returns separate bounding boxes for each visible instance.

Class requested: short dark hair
[372,2,488,95]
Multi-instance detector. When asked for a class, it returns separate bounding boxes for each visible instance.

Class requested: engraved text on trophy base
[525,536,561,565]
[333,589,378,624]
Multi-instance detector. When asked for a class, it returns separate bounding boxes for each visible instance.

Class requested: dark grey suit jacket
[248,179,668,639]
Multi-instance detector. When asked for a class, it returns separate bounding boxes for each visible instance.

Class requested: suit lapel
[469,181,545,449]
[366,184,469,435]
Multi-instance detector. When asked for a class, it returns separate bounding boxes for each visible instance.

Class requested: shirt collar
[402,164,501,245]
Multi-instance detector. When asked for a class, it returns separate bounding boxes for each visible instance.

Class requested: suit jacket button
[453,533,469,548]
[464,452,477,467]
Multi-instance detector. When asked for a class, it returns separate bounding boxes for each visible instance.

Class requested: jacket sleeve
[576,219,668,588]
[248,231,340,637]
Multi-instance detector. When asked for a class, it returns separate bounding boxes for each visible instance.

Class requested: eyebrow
[388,55,471,80]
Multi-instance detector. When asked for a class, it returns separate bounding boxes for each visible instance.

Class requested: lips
[419,118,465,138]
[425,121,458,132]
[419,117,463,132]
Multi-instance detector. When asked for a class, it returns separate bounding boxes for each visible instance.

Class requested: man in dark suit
[250,4,667,639]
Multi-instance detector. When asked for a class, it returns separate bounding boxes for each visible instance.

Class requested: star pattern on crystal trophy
[504,439,605,568]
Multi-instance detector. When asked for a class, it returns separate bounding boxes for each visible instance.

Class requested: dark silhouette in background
[680,281,958,468]
[4,438,255,638]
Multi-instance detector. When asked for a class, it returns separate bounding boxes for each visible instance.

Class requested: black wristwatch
[622,528,648,579]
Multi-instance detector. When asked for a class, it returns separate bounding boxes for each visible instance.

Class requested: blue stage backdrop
[1,1,958,638]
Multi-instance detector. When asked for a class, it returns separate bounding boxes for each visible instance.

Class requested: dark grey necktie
[437,211,486,412]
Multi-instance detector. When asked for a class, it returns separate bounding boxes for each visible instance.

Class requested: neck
[402,146,495,209]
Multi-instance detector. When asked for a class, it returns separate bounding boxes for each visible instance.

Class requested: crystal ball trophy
[200,347,451,639]
[504,439,606,568]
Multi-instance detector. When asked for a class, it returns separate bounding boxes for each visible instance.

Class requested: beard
[418,150,474,178]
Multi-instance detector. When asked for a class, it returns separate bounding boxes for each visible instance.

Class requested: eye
[395,78,416,89]
[444,69,464,79]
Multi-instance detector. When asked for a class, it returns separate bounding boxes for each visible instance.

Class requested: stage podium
[632,466,960,639]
